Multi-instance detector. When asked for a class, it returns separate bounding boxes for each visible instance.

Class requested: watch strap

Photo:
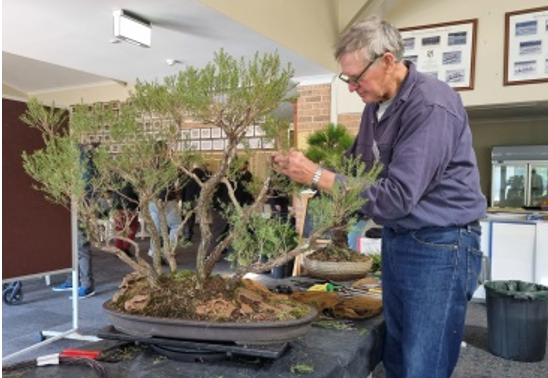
[311,166,323,190]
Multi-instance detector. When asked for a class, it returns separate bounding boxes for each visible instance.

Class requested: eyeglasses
[338,55,382,86]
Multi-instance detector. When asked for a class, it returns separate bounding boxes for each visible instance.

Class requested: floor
[2,236,547,377]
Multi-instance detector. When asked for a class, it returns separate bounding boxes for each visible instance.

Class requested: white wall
[2,84,27,101]
[34,83,133,108]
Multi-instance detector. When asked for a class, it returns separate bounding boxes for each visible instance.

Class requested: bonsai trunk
[331,226,348,249]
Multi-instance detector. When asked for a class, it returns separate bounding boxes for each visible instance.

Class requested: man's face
[338,51,386,103]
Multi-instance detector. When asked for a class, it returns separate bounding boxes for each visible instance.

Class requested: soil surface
[308,247,371,263]
[110,272,310,323]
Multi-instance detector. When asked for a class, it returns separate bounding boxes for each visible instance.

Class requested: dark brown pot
[103,301,317,344]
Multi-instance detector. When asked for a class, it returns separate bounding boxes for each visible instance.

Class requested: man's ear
[383,53,396,72]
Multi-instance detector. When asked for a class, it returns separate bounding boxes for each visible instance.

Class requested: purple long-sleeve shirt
[343,62,486,230]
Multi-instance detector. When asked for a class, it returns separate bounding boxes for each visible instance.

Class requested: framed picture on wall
[400,19,477,90]
[200,128,211,139]
[212,139,224,150]
[200,140,212,150]
[504,6,548,86]
[262,138,274,149]
[190,141,200,150]
[178,140,188,151]
[254,125,266,136]
[248,138,261,149]
[211,127,221,138]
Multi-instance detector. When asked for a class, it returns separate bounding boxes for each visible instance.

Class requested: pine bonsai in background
[305,123,354,168]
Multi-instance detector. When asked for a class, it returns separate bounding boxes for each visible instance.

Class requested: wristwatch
[311,166,323,190]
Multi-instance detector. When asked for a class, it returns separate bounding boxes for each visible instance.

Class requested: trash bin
[485,280,548,362]
[271,259,295,279]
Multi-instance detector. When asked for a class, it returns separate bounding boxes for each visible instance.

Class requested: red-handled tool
[59,349,101,359]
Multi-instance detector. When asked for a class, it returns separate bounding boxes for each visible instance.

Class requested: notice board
[2,98,72,280]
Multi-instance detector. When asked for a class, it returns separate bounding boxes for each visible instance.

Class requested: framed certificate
[200,128,211,139]
[212,139,225,150]
[254,125,266,136]
[248,138,261,149]
[200,140,212,150]
[262,138,274,149]
[211,127,221,138]
[504,6,548,85]
[400,19,477,90]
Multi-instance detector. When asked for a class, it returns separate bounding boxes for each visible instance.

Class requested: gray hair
[334,16,404,63]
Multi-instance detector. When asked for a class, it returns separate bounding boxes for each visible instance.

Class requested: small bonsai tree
[303,123,380,262]
[21,50,379,319]
[306,156,381,262]
[304,123,354,168]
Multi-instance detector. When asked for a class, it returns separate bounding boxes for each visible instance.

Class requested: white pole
[71,198,79,330]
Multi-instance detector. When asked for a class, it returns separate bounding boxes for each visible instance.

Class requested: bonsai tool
[2,349,107,378]
[307,282,344,292]
[274,284,293,294]
[59,349,101,359]
[302,279,382,299]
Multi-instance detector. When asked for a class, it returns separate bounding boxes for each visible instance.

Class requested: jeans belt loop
[465,220,480,231]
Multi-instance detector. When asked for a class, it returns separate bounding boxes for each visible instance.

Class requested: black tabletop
[3,314,385,378]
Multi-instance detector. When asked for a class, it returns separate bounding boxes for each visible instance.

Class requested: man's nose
[348,82,359,92]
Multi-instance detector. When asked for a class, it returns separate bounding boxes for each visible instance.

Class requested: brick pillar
[338,113,362,136]
[295,83,332,150]
[292,83,331,235]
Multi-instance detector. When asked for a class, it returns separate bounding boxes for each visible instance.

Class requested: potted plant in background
[304,123,354,168]
[20,50,376,343]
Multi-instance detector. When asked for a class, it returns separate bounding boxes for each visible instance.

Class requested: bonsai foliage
[303,123,382,260]
[304,123,354,168]
[21,49,380,306]
[307,156,382,260]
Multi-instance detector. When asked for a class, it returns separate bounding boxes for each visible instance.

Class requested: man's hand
[271,150,317,186]
[271,150,335,193]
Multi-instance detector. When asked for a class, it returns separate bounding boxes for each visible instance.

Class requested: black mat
[2,316,385,378]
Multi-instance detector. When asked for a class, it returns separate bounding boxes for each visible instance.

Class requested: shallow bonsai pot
[103,300,317,344]
[303,256,372,281]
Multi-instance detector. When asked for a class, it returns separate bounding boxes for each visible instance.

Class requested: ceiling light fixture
[113,9,151,48]
[165,59,180,66]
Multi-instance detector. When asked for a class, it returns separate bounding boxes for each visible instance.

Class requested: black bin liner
[485,280,548,362]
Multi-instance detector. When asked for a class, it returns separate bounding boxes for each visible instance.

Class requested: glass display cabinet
[491,145,548,208]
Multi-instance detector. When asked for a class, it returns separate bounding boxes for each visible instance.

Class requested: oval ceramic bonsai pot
[103,300,317,344]
[303,256,372,281]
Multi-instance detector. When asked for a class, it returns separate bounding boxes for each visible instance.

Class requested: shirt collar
[368,60,416,118]
[396,60,417,104]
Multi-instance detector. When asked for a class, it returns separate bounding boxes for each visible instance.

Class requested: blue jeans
[348,219,367,251]
[66,229,93,289]
[381,224,482,378]
[148,200,182,254]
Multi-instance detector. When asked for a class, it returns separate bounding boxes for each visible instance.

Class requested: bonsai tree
[302,123,381,264]
[306,156,381,264]
[304,123,354,168]
[21,50,378,321]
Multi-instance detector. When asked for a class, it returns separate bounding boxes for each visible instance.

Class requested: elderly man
[273,17,486,378]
